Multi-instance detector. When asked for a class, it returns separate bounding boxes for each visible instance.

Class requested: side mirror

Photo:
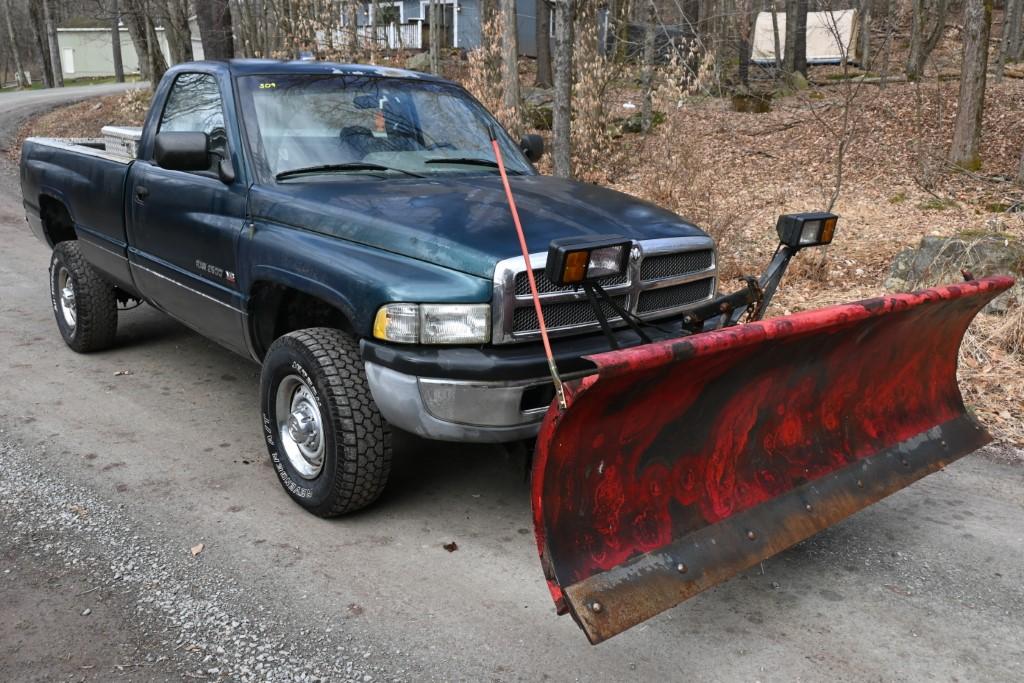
[520,134,544,162]
[154,131,209,172]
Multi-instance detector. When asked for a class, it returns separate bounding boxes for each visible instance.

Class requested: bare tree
[552,0,573,177]
[501,0,522,136]
[784,0,808,76]
[536,0,552,87]
[159,0,194,63]
[996,0,1023,79]
[949,0,992,169]
[29,1,54,87]
[770,1,783,71]
[123,0,168,83]
[858,0,870,69]
[43,0,64,86]
[197,0,235,60]
[2,0,26,87]
[429,0,440,73]
[642,1,654,131]
[906,0,948,80]
[110,0,125,82]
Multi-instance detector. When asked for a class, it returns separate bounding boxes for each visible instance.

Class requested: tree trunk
[770,1,782,70]
[2,0,26,88]
[196,0,235,60]
[161,0,194,63]
[347,0,359,59]
[111,0,125,82]
[642,1,654,131]
[784,0,797,72]
[43,0,64,86]
[859,0,870,69]
[501,0,522,136]
[949,0,992,169]
[29,1,54,88]
[737,0,752,86]
[792,0,808,75]
[430,0,440,73]
[552,0,573,178]
[998,0,1024,73]
[536,0,553,87]
[124,0,169,83]
[906,0,948,79]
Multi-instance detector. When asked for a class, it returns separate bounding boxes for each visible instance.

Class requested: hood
[249,174,709,279]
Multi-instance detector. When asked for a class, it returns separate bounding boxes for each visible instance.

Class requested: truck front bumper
[360,324,687,443]
[364,363,552,442]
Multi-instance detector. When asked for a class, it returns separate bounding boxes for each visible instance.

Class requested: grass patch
[917,196,958,211]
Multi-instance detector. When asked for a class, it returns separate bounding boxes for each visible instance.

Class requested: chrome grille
[637,279,714,313]
[514,269,629,296]
[640,250,714,281]
[512,296,629,331]
[492,236,718,344]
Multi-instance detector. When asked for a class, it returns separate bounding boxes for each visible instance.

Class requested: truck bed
[21,126,141,290]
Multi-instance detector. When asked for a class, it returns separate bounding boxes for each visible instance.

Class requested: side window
[158,73,228,170]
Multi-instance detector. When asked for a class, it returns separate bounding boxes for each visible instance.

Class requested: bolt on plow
[488,142,1016,644]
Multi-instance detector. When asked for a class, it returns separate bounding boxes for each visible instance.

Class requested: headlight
[373,303,490,344]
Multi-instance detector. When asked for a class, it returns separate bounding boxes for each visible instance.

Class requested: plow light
[545,236,632,286]
[776,212,839,250]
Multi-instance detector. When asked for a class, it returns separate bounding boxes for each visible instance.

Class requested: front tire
[260,328,392,516]
[49,242,118,353]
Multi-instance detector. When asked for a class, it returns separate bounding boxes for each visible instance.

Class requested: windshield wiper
[424,157,523,174]
[275,163,424,180]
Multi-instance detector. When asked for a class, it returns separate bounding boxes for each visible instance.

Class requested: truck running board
[531,276,1014,643]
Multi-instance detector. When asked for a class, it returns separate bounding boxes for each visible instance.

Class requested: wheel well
[39,196,76,246]
[250,283,354,359]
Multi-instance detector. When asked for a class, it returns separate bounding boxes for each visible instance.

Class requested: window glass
[159,73,228,168]
[160,73,225,134]
[237,75,534,180]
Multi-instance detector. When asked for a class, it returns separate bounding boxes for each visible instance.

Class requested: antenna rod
[489,130,567,410]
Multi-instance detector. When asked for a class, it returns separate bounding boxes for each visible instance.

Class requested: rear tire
[260,328,392,516]
[49,242,118,353]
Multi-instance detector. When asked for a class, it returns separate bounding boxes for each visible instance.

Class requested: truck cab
[21,60,718,516]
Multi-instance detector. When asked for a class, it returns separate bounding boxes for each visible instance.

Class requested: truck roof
[198,59,452,84]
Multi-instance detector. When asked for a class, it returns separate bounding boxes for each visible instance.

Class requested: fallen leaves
[442,541,458,553]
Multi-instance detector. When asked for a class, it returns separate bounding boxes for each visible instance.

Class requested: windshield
[237,75,535,180]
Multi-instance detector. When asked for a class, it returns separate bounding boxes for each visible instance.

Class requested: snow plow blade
[532,276,1013,644]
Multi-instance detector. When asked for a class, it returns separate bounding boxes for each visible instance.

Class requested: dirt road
[1,86,1023,681]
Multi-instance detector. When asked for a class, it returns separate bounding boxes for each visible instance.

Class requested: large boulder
[885,233,1023,314]
[522,87,554,130]
[404,51,434,72]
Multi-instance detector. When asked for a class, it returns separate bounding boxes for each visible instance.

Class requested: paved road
[1,87,1023,681]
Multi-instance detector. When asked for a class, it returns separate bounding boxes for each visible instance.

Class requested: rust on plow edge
[564,415,987,643]
[531,276,1014,643]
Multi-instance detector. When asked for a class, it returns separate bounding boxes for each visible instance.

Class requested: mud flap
[531,276,1014,644]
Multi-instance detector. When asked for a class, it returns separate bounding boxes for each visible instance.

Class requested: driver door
[126,72,249,354]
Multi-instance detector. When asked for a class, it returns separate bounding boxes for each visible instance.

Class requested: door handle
[135,185,149,200]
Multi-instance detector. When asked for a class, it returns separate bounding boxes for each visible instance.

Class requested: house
[349,0,542,56]
[56,17,204,79]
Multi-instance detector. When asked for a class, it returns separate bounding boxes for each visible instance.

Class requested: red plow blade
[531,276,1014,643]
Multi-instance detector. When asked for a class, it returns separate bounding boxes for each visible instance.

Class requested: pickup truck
[20,60,719,516]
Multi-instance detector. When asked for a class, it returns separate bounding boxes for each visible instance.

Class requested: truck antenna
[489,129,567,410]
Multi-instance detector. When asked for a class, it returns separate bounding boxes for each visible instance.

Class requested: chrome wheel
[275,374,325,479]
[57,266,77,329]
